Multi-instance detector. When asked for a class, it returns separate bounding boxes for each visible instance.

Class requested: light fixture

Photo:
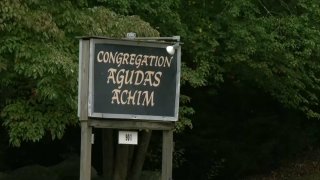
[166,43,179,55]
[166,46,175,55]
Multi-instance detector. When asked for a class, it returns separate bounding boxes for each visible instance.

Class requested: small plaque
[126,32,136,39]
[118,131,138,145]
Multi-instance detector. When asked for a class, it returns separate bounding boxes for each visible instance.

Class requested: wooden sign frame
[85,38,181,121]
[78,37,180,180]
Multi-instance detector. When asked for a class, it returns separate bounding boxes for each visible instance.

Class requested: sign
[88,38,181,121]
[118,131,138,145]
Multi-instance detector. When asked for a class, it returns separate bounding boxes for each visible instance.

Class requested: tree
[0,0,158,146]
[0,1,164,179]
[120,0,320,119]
[174,0,320,178]
[211,0,320,119]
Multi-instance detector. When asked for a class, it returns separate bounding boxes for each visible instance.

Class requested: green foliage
[175,0,320,119]
[154,0,320,178]
[91,0,183,36]
[215,0,320,119]
[175,95,194,133]
[0,0,158,146]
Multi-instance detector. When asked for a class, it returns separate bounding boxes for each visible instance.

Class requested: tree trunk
[102,129,114,179]
[102,130,153,180]
[128,130,153,180]
[113,144,129,180]
[127,146,135,176]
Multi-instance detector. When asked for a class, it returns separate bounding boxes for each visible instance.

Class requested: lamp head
[166,46,175,55]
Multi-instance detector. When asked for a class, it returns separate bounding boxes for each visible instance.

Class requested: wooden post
[80,122,92,180]
[162,130,173,180]
[79,39,92,180]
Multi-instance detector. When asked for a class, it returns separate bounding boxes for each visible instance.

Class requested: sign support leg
[80,121,92,180]
[162,130,173,180]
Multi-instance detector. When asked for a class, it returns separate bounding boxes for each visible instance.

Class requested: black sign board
[88,38,181,121]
